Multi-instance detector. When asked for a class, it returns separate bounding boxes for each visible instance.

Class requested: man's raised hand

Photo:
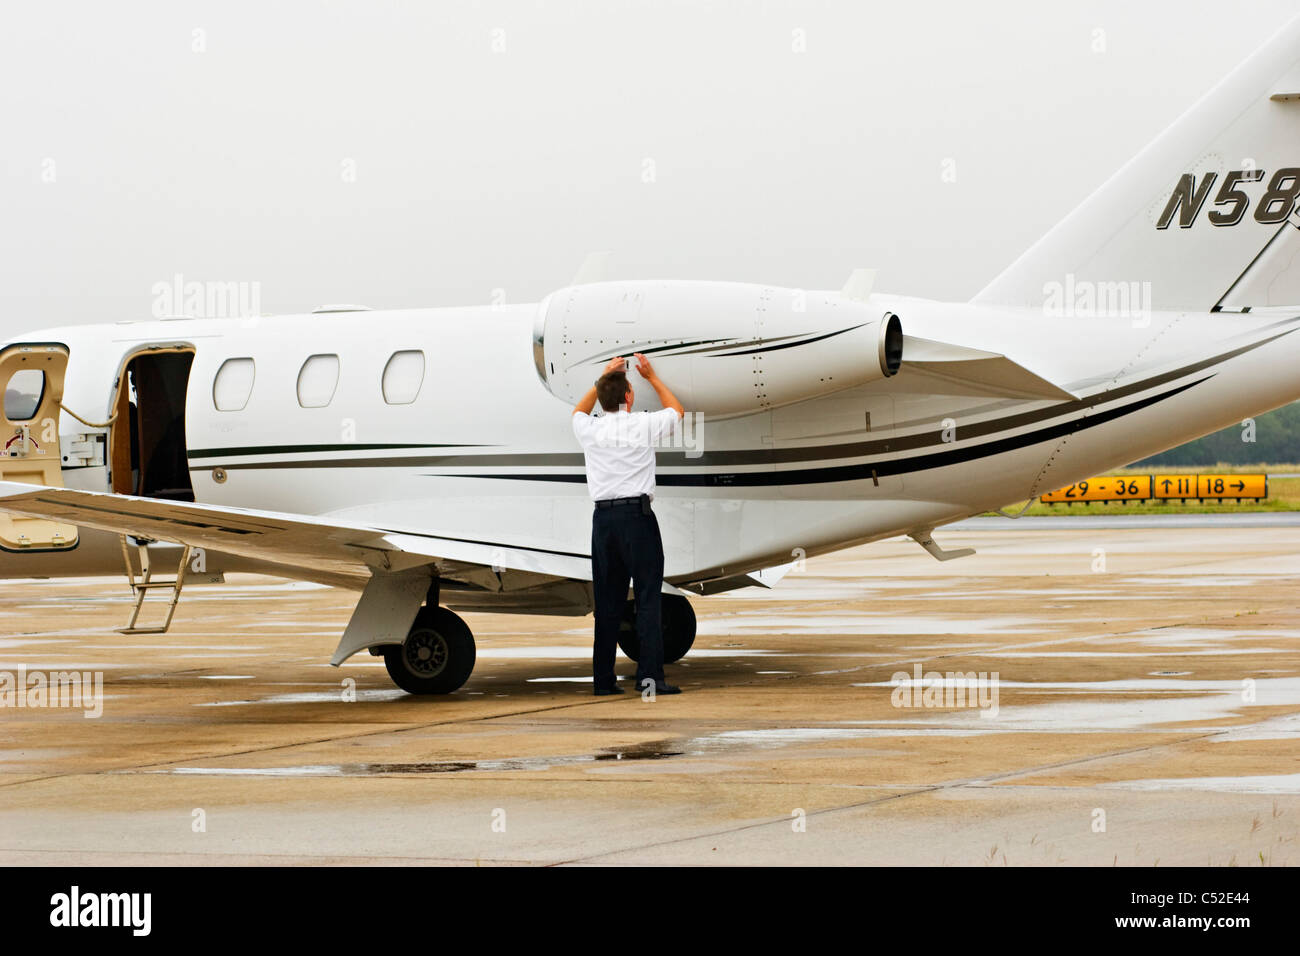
[633,353,656,380]
[633,352,683,417]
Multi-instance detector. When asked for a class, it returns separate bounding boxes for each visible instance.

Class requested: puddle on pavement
[849,676,1300,734]
[1209,712,1300,741]
[1129,626,1300,647]
[978,648,1287,658]
[698,614,1047,636]
[1121,575,1287,588]
[136,691,1300,778]
[476,646,777,659]
[148,722,1002,779]
[197,689,410,706]
[0,660,126,670]
[149,740,691,777]
[100,644,263,651]
[1101,773,1300,794]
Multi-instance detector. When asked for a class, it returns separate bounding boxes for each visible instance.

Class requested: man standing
[572,353,685,696]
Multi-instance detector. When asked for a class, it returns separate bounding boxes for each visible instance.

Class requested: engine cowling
[533,280,901,417]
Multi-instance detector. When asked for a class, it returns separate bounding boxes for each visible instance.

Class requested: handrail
[56,401,118,429]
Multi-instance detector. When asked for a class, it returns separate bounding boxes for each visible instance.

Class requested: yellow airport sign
[1151,474,1198,499]
[1040,475,1151,503]
[1195,474,1267,499]
[1041,473,1269,504]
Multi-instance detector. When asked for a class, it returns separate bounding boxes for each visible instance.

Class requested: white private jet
[4,19,1300,694]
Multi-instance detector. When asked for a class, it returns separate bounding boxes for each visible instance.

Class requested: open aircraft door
[0,344,78,551]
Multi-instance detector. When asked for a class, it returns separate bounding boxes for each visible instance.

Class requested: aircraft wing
[0,481,592,588]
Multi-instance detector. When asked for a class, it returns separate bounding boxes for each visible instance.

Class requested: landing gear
[616,594,696,664]
[383,606,476,695]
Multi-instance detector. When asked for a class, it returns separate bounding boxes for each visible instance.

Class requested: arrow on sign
[1231,480,1245,491]
[1160,479,1172,491]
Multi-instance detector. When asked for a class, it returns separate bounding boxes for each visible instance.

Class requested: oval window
[382,350,425,405]
[297,354,340,408]
[4,369,45,421]
[213,357,255,412]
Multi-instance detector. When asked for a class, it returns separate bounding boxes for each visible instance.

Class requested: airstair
[117,535,192,634]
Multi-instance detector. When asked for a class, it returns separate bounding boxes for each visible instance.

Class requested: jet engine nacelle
[533,280,902,417]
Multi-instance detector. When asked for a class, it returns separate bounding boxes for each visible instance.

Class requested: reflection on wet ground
[2,523,1300,863]
[150,740,692,777]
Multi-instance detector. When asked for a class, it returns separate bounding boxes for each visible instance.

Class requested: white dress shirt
[572,408,680,501]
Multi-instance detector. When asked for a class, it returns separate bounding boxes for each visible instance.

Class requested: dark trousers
[591,500,665,689]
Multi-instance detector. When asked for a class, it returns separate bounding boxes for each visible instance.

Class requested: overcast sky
[2,0,1298,338]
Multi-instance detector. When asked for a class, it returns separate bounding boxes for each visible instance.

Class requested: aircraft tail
[973,14,1300,314]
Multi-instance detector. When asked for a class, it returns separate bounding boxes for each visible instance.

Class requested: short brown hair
[596,370,631,412]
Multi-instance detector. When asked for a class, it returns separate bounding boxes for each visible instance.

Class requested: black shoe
[593,684,625,696]
[632,678,682,695]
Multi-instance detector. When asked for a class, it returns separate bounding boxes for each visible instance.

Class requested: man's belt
[595,495,650,509]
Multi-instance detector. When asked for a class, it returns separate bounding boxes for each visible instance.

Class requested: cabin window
[382,350,425,405]
[297,354,340,408]
[3,369,45,421]
[212,357,255,412]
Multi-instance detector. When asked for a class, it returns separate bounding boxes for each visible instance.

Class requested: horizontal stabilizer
[899,335,1076,402]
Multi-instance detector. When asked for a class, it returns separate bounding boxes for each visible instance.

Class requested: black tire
[383,606,476,695]
[616,593,696,664]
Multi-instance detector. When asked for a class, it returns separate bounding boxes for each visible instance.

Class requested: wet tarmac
[1,521,1298,865]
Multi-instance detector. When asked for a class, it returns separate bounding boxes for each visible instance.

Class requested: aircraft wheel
[616,594,697,664]
[383,606,476,695]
